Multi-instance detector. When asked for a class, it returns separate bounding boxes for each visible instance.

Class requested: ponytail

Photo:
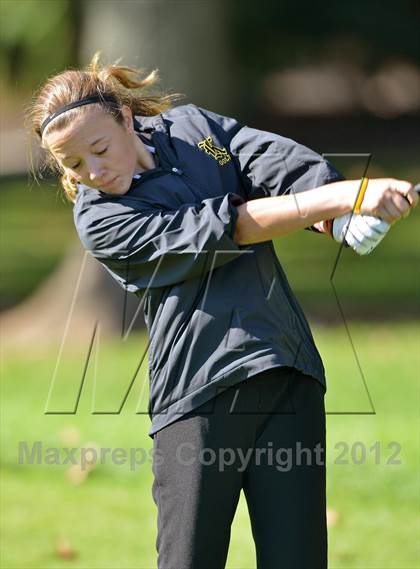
[27,52,184,203]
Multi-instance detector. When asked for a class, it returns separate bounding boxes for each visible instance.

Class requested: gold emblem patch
[197,136,231,166]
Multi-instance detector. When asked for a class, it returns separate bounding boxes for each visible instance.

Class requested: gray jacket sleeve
[198,107,344,232]
[229,125,344,200]
[75,192,247,290]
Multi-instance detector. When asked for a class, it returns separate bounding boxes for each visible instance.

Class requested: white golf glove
[332,213,391,255]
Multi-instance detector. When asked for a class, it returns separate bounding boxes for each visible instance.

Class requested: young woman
[29,55,417,568]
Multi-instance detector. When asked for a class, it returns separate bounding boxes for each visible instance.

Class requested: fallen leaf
[55,536,77,559]
[327,507,340,527]
[66,464,88,486]
[59,425,81,446]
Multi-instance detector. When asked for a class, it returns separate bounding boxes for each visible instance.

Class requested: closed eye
[66,147,107,169]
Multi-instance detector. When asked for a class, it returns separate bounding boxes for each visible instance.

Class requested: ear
[121,105,134,132]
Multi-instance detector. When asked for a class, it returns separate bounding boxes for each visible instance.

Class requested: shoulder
[162,102,217,119]
[73,185,144,221]
[161,103,215,128]
[73,185,108,215]
[73,187,133,249]
[73,187,107,245]
[162,103,243,141]
[162,102,201,118]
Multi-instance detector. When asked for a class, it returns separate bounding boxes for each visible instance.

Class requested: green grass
[1,322,419,568]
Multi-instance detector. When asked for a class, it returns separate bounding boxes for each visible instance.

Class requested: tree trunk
[1,241,146,350]
[79,0,234,113]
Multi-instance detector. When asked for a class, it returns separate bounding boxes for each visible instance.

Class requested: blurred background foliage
[0,0,419,316]
[232,0,420,70]
[1,0,420,99]
[0,0,78,91]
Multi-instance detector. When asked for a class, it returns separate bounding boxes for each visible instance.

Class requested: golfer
[29,55,417,568]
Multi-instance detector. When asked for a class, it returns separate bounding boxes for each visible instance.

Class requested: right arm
[233,178,417,246]
[195,108,417,246]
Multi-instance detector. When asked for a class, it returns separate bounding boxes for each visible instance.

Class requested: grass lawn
[1,322,419,568]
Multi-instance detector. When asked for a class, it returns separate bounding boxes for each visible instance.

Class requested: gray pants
[152,366,327,569]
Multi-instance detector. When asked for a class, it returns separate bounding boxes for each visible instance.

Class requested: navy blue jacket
[73,103,343,437]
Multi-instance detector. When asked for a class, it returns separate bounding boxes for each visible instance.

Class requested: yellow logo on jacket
[197,136,231,166]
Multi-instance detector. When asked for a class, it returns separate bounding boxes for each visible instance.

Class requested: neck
[134,134,156,173]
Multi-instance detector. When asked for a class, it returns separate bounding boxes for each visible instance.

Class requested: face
[45,106,146,195]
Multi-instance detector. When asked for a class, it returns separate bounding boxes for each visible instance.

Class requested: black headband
[40,94,119,136]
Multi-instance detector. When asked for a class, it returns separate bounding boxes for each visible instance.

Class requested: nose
[88,160,106,182]
[89,168,104,182]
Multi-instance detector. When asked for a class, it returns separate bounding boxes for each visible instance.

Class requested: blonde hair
[28,53,184,203]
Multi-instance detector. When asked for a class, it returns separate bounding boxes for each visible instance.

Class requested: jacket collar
[134,112,181,169]
[133,114,166,134]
